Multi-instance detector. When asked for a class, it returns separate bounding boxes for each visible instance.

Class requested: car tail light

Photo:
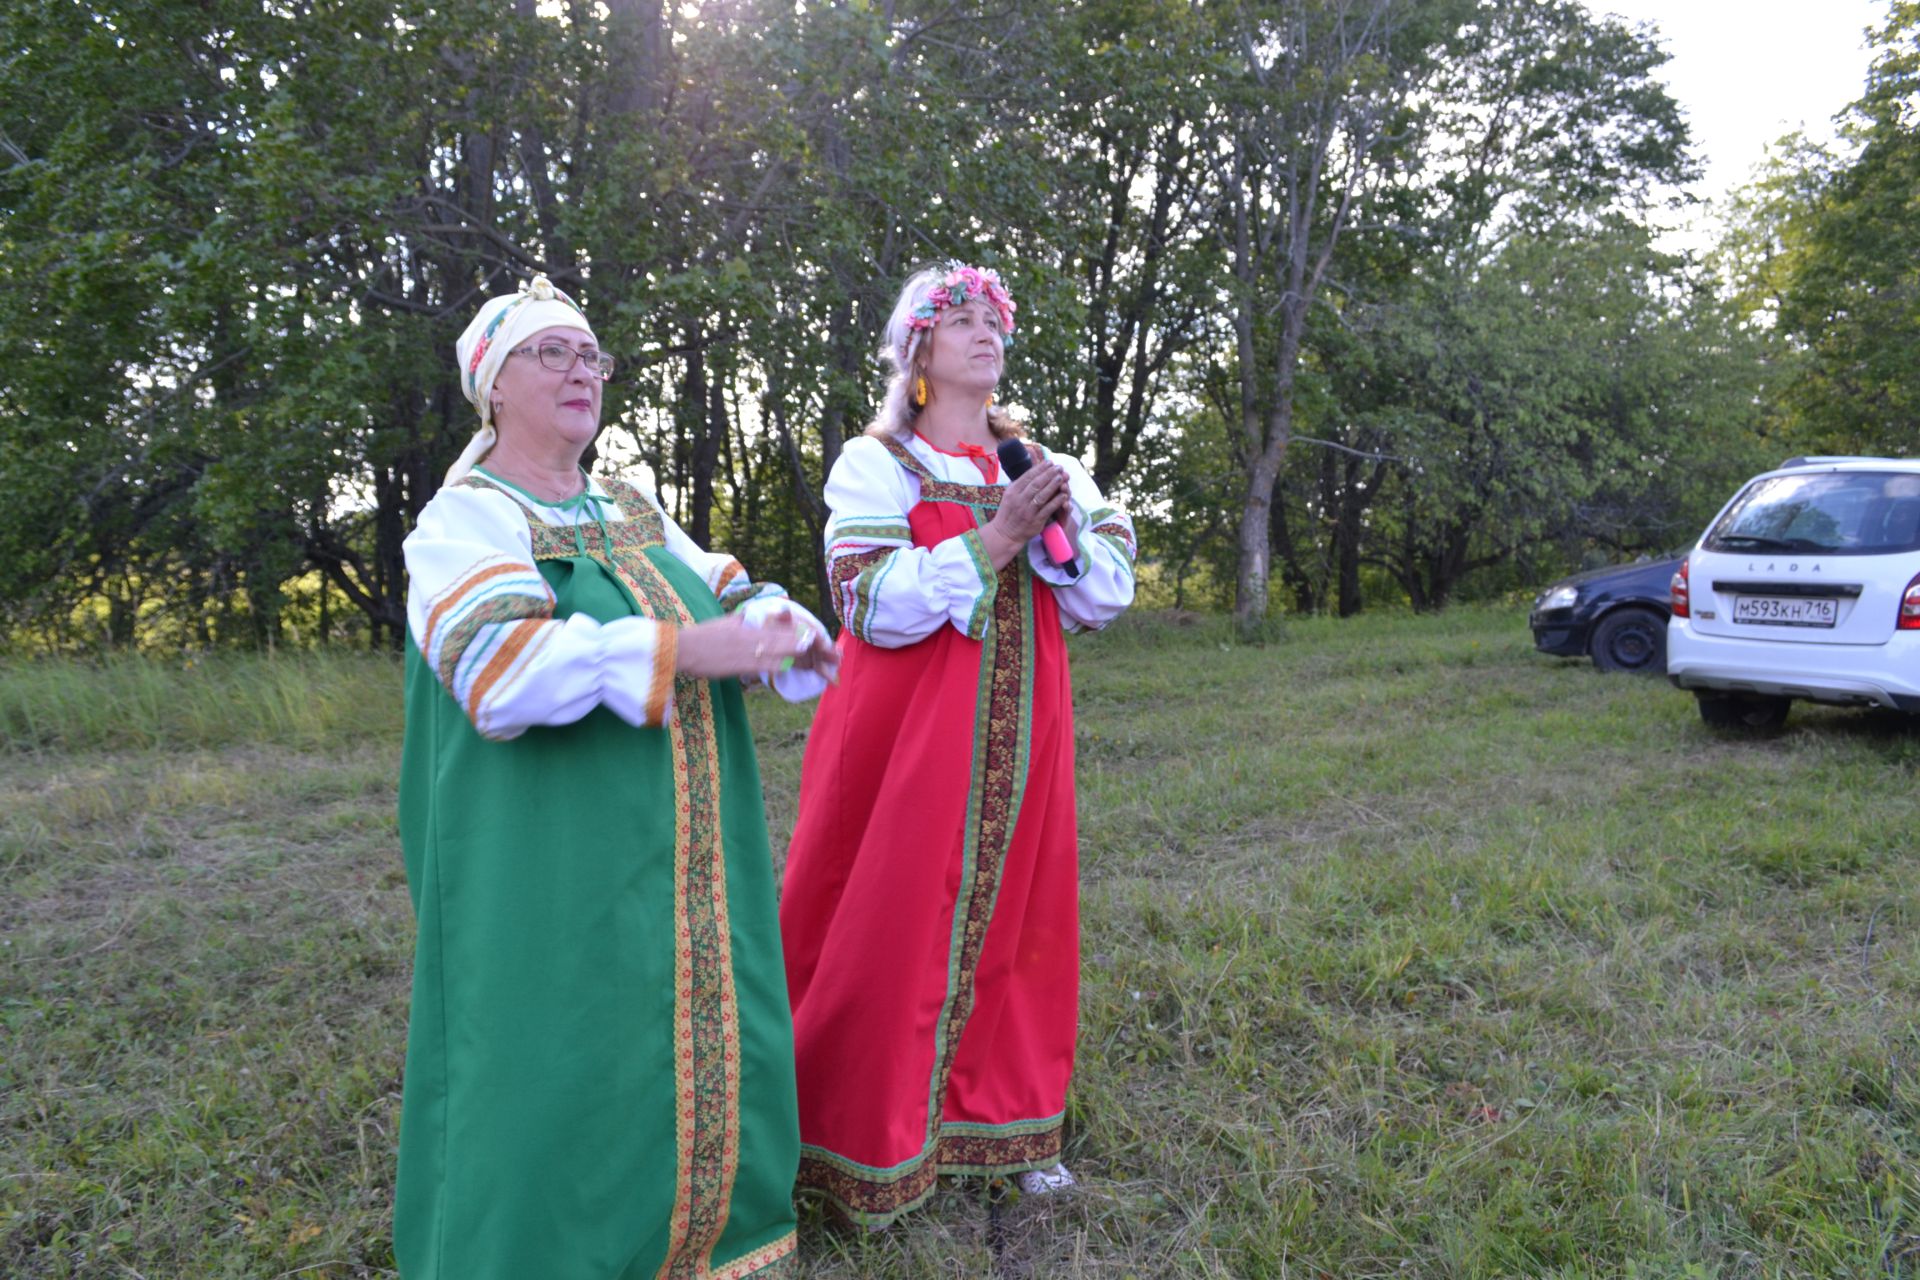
[1670,557,1690,619]
[1899,573,1920,630]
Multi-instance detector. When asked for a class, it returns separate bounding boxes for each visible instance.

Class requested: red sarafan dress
[780,431,1137,1225]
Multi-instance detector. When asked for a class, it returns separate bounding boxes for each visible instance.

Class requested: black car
[1529,555,1685,674]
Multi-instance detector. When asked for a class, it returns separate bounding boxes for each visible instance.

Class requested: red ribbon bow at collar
[916,432,999,482]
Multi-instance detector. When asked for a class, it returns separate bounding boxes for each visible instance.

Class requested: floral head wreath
[898,264,1017,364]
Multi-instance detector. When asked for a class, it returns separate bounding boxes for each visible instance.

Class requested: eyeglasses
[508,342,616,380]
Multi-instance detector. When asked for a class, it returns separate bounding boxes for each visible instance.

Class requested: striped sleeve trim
[423,557,543,643]
[711,558,745,597]
[1085,504,1138,581]
[466,620,557,739]
[705,553,790,613]
[719,578,784,612]
[1085,507,1137,559]
[826,510,915,639]
[647,623,678,726]
[831,519,912,542]
[830,547,894,638]
[421,555,556,726]
[1095,526,1137,580]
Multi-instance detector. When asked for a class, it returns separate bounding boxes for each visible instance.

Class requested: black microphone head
[995,437,1033,479]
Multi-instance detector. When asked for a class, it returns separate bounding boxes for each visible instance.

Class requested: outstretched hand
[770,609,840,681]
[676,612,833,682]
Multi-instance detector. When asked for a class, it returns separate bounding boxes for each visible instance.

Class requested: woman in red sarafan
[779,263,1137,1227]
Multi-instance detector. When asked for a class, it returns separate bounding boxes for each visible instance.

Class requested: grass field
[5,607,1919,1278]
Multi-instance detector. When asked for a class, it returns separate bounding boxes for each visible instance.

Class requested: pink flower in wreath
[894,262,1019,363]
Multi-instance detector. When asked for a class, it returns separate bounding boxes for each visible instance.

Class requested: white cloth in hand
[737,597,836,702]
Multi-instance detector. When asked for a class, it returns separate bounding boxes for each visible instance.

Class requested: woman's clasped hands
[980,449,1072,570]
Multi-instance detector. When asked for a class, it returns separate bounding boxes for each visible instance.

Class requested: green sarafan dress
[395,471,798,1279]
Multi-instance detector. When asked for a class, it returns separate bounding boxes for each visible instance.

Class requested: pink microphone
[995,438,1081,577]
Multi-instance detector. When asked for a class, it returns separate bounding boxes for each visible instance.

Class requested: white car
[1666,456,1920,729]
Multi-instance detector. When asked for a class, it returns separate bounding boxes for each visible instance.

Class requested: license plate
[1733,595,1838,627]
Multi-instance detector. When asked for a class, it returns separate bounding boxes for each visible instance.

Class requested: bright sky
[1584,0,1888,243]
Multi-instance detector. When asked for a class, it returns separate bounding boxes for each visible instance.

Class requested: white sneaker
[1016,1163,1076,1195]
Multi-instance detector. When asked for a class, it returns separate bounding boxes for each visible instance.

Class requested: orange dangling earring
[914,375,928,408]
[987,392,996,408]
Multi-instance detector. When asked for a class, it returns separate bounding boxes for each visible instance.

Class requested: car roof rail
[1777,454,1910,469]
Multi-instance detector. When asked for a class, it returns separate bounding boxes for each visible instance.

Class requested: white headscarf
[445,274,599,485]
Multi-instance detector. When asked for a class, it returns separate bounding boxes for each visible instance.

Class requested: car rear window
[1705,471,1920,556]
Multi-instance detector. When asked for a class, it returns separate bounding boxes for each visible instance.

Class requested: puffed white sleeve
[404,485,680,741]
[1026,451,1136,632]
[823,435,999,647]
[621,475,792,613]
[609,473,833,702]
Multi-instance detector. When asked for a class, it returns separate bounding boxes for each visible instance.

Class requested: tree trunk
[604,0,665,118]
[1334,455,1365,617]
[372,464,409,648]
[1271,489,1319,614]
[1234,447,1283,628]
[692,367,726,548]
[679,334,716,546]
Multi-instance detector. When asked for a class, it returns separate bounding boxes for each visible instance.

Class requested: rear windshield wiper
[1713,534,1822,551]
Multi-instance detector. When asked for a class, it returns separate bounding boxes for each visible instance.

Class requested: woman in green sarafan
[394,275,836,1279]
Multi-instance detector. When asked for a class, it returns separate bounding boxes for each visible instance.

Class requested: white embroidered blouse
[402,468,791,742]
[823,434,1137,647]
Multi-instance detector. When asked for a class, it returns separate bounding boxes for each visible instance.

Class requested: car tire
[1696,692,1791,732]
[1590,607,1668,674]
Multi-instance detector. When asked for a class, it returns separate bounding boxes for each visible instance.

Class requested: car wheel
[1696,692,1791,731]
[1590,607,1668,674]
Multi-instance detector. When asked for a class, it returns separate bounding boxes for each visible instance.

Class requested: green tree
[1363,224,1769,609]
[1774,2,1920,454]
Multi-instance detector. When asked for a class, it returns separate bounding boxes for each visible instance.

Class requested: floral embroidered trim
[795,1122,1064,1223]
[830,547,895,637]
[595,549,738,1280]
[921,546,1032,1133]
[455,474,669,551]
[648,623,679,726]
[830,519,912,543]
[659,664,740,1279]
[792,436,1056,1227]
[1086,505,1138,563]
[960,527,997,640]
[489,477,743,1279]
[600,478,671,547]
[876,434,1007,509]
[932,1123,1064,1175]
[719,579,783,613]
[709,1232,798,1278]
